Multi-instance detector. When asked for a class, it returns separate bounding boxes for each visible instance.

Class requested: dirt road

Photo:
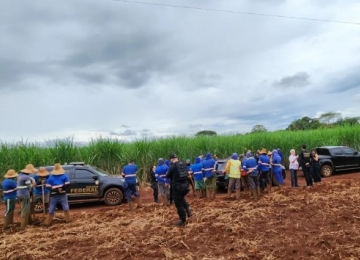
[1,171,360,259]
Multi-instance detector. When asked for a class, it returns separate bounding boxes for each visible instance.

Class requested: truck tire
[321,165,333,177]
[104,188,123,206]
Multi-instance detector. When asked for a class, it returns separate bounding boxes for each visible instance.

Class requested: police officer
[298,145,312,188]
[166,154,192,226]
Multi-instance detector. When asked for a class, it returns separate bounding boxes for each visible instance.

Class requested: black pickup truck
[33,162,129,212]
[316,146,360,177]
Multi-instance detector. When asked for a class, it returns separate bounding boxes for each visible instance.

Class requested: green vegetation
[1,126,360,182]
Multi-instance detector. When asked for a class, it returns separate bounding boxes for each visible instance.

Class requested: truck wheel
[321,165,333,177]
[104,188,123,206]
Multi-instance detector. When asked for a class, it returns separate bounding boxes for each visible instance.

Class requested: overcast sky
[1,0,360,143]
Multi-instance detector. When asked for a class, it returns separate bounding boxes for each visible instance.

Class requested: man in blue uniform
[243,152,260,200]
[122,159,142,211]
[2,169,18,230]
[166,154,192,226]
[202,153,216,200]
[17,164,37,230]
[45,163,71,226]
[258,148,271,193]
[271,150,284,190]
[189,157,206,198]
[33,167,50,215]
[155,158,170,206]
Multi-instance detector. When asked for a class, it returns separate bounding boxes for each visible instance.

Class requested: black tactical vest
[173,161,188,184]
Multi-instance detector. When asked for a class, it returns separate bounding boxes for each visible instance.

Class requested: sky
[1,0,360,143]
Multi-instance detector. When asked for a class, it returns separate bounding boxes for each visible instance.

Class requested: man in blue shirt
[243,152,260,201]
[122,159,141,211]
[45,163,71,226]
[33,167,50,215]
[202,153,216,200]
[2,169,18,230]
[155,158,170,206]
[190,157,206,198]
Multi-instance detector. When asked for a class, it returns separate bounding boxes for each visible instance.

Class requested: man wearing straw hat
[45,163,71,226]
[33,167,50,216]
[17,164,37,230]
[2,169,18,230]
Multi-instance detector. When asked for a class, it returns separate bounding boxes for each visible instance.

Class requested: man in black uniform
[149,165,159,203]
[298,145,312,187]
[166,154,192,226]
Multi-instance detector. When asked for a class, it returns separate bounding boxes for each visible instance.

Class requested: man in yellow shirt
[224,153,242,200]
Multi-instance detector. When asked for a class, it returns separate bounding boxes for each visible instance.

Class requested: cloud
[272,72,310,88]
[109,130,137,136]
[326,67,360,94]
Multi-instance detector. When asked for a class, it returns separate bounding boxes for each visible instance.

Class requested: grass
[1,125,360,181]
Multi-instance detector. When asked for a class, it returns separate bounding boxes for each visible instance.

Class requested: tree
[195,130,217,136]
[334,117,360,126]
[286,117,321,131]
[317,112,342,124]
[251,125,267,133]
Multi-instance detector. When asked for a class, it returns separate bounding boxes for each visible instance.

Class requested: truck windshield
[216,161,227,171]
[92,167,109,176]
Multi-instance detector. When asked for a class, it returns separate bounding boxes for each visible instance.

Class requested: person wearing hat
[242,152,260,200]
[224,153,242,200]
[271,150,284,190]
[202,153,217,200]
[2,169,18,230]
[33,167,51,215]
[166,154,192,226]
[186,159,195,196]
[258,148,271,193]
[122,159,142,211]
[155,158,170,206]
[17,164,37,230]
[189,157,206,198]
[45,163,71,226]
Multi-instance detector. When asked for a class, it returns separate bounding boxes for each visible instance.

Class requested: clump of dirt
[2,180,360,259]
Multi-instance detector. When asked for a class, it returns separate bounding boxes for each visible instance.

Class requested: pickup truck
[316,146,360,177]
[33,162,129,212]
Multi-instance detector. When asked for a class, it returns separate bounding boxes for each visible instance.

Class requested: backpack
[176,161,189,181]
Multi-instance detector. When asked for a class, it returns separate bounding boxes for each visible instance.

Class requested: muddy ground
[1,171,360,260]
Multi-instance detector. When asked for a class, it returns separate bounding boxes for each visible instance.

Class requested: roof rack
[69,162,86,166]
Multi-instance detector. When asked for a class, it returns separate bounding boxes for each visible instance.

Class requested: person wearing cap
[155,158,170,206]
[17,164,37,230]
[271,149,284,190]
[258,148,271,193]
[149,164,159,203]
[122,159,142,211]
[33,167,51,215]
[166,154,192,226]
[45,163,71,226]
[202,153,217,200]
[189,157,206,198]
[242,152,260,200]
[2,169,18,230]
[186,159,195,196]
[224,153,242,200]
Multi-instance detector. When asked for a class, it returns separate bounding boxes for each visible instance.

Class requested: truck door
[330,148,347,170]
[341,147,360,169]
[70,169,100,199]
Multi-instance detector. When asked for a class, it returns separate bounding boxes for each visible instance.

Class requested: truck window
[75,169,95,179]
[342,147,355,155]
[316,148,330,156]
[330,148,342,155]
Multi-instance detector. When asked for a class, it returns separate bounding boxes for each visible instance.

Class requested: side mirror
[92,175,98,180]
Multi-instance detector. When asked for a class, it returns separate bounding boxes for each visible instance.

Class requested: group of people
[1,163,71,231]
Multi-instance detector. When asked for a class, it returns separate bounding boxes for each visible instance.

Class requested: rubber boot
[128,201,134,211]
[252,190,258,201]
[235,190,241,200]
[64,211,71,223]
[45,214,53,226]
[227,188,232,199]
[136,197,143,208]
[8,211,14,225]
[20,216,27,230]
[3,216,9,230]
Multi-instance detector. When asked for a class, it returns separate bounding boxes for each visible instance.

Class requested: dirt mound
[2,180,360,259]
